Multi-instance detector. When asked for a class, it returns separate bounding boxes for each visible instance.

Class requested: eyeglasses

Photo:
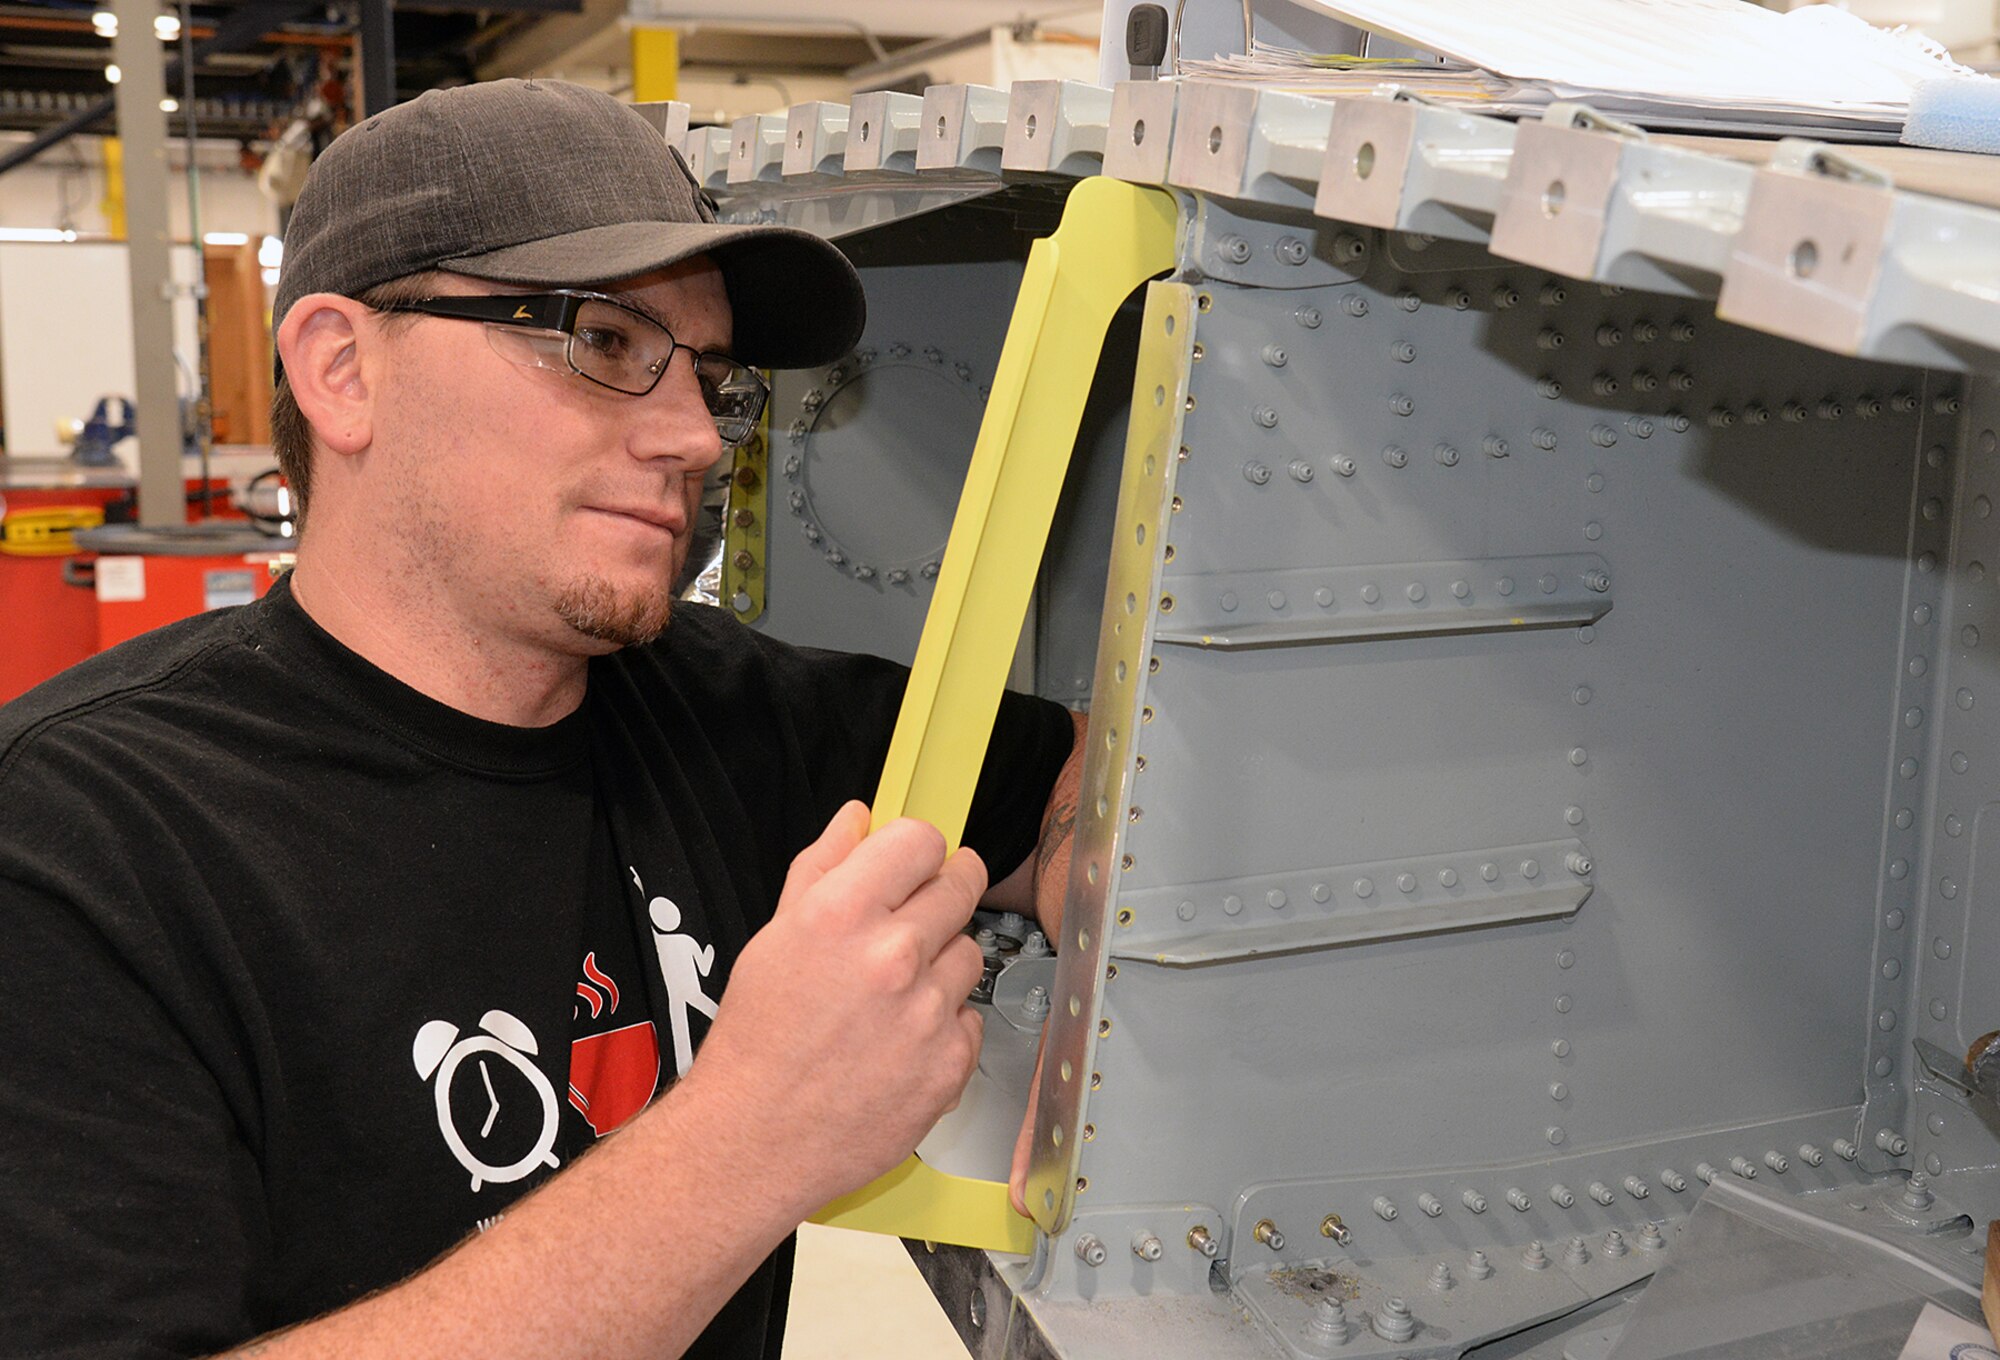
[375,290,769,447]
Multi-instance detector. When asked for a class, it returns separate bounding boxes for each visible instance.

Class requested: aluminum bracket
[1002,80,1114,178]
[1317,88,1516,244]
[1167,83,1333,210]
[1104,79,1180,186]
[918,83,1011,174]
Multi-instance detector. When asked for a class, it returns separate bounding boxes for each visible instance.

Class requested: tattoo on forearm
[1036,801,1076,875]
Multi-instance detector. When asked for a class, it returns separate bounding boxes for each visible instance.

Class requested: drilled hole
[1207,125,1223,153]
[1132,118,1147,146]
[1025,113,1038,139]
[1117,907,1134,926]
[1060,1059,1073,1081]
[859,120,871,142]
[795,129,805,148]
[1069,995,1082,1017]
[1791,239,1819,278]
[1077,1176,1090,1194]
[1543,180,1566,216]
[1356,140,1376,179]
[936,114,948,139]
[1098,1018,1113,1036]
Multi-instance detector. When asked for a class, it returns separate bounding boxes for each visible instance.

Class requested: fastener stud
[1289,460,1314,483]
[1243,462,1271,485]
[1132,1232,1164,1262]
[1764,1151,1789,1173]
[1660,1169,1687,1193]
[1522,1240,1551,1271]
[1588,1182,1615,1206]
[1467,1249,1494,1279]
[1900,1171,1933,1210]
[1462,1189,1487,1213]
[1833,1139,1859,1161]
[1638,1221,1667,1251]
[1428,1262,1454,1291]
[1215,234,1251,264]
[1876,1129,1909,1156]
[1253,407,1279,429]
[1695,1162,1719,1184]
[1507,1188,1532,1211]
[1331,455,1357,477]
[1307,1298,1351,1349]
[1567,851,1595,875]
[1075,1234,1107,1266]
[1262,345,1289,367]
[1417,1194,1443,1218]
[1372,1197,1397,1221]
[1254,1219,1285,1251]
[1549,1183,1576,1208]
[1603,1230,1628,1258]
[1798,1144,1825,1167]
[1564,1236,1590,1266]
[1187,1225,1219,1257]
[1623,1176,1650,1199]
[1729,1157,1758,1179]
[1372,1297,1416,1344]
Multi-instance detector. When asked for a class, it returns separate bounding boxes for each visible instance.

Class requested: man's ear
[276,293,375,457]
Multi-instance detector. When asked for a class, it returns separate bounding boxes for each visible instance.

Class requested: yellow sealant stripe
[813,179,1178,1251]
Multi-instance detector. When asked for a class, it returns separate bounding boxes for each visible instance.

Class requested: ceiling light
[105,63,121,85]
[257,235,283,268]
[91,10,116,36]
[0,228,73,243]
[159,97,178,112]
[203,231,249,246]
[154,14,180,40]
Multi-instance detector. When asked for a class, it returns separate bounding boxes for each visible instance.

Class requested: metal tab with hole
[726,112,788,186]
[632,99,690,148]
[916,82,1011,174]
[1167,82,1333,209]
[844,90,925,178]
[782,100,849,180]
[1489,110,1638,281]
[1002,79,1114,178]
[1112,840,1595,964]
[682,124,734,194]
[1317,88,1515,243]
[1105,79,1180,185]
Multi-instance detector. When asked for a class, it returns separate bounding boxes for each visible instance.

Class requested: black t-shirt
[0,577,1072,1360]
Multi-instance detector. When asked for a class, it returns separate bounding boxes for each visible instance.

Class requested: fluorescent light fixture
[204,231,250,246]
[91,10,116,36]
[260,266,281,286]
[105,63,121,84]
[0,228,79,243]
[154,13,180,39]
[159,97,178,112]
[258,235,283,268]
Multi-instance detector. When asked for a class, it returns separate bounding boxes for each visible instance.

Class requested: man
[0,80,1081,1359]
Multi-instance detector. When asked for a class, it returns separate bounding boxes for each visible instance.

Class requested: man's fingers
[886,849,988,964]
[808,816,951,923]
[776,801,870,914]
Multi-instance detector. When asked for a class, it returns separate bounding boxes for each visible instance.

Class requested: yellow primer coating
[809,178,1178,1251]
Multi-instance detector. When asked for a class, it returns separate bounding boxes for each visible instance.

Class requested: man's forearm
[214,1077,804,1360]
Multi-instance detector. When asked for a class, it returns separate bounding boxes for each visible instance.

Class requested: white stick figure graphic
[648,892,719,1076]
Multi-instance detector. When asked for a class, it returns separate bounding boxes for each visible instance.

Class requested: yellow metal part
[101,138,126,240]
[809,178,1178,1252]
[721,420,768,624]
[630,25,679,104]
[0,506,105,556]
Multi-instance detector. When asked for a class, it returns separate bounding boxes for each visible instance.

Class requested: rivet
[1397,290,1420,312]
[1935,936,1953,960]
[1220,591,1239,612]
[1274,235,1310,265]
[1666,411,1691,432]
[1222,894,1242,916]
[1565,806,1584,825]
[1390,393,1415,416]
[1708,406,1737,428]
[1343,295,1369,317]
[1483,435,1510,458]
[1953,751,1970,773]
[1462,1189,1487,1213]
[1876,1008,1897,1031]
[1288,460,1314,483]
[1834,1139,1859,1161]
[1590,424,1618,448]
[1899,757,1919,779]
[1176,901,1195,921]
[1313,882,1332,902]
[1966,626,1982,647]
[1215,234,1251,264]
[1584,523,1603,542]
[1541,575,1559,594]
[1538,377,1564,399]
[1498,578,1516,596]
[1554,994,1571,1014]
[1507,1188,1533,1211]
[1383,445,1409,468]
[1729,1157,1758,1179]
[1354,878,1374,899]
[1627,417,1654,438]
[1671,320,1697,343]
[1524,859,1544,879]
[1541,282,1567,305]
[1295,306,1322,328]
[1407,583,1426,603]
[1434,443,1460,466]
[1876,1128,1909,1156]
[1314,587,1335,606]
[1373,1196,1398,1222]
[1764,1151,1789,1173]
[1452,580,1470,599]
[1447,289,1472,310]
[1928,1114,1946,1136]
[1262,344,1288,368]
[1392,341,1416,363]
[1418,1193,1444,1217]
[1593,373,1620,397]
[1557,948,1576,968]
[1669,369,1694,391]
[1943,879,1960,900]
[1243,461,1271,485]
[1536,429,1559,451]
[1548,1126,1566,1145]
[1362,583,1381,605]
[1565,1237,1591,1267]
[1482,863,1500,883]
[1439,868,1459,887]
[1550,1082,1568,1100]
[1267,591,1286,611]
[1887,908,1905,930]
[1267,888,1286,909]
[1568,748,1587,766]
[1959,688,1975,709]
[1932,999,1948,1020]
[1522,1240,1551,1271]
[1632,370,1659,393]
[1493,286,1520,309]
[1538,328,1566,351]
[1331,455,1356,477]
[1799,1144,1825,1167]
[1817,398,1844,420]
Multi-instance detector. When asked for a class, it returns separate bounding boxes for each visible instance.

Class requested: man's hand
[684,802,990,1219]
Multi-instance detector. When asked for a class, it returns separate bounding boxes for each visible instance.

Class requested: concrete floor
[783,1224,969,1359]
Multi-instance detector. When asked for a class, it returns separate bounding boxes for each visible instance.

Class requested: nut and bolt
[1331,455,1357,477]
[1307,1298,1352,1349]
[1289,460,1315,483]
[1639,1221,1667,1251]
[1597,324,1624,347]
[1188,1225,1220,1257]
[1390,393,1415,416]
[1216,234,1251,264]
[1344,295,1369,317]
[1631,370,1659,393]
[1877,1128,1910,1156]
[1537,376,1564,399]
[732,550,756,571]
[1020,930,1049,957]
[1435,443,1460,467]
[1533,428,1558,450]
[1549,1183,1576,1208]
[1372,1297,1416,1343]
[1632,319,1659,342]
[1322,1214,1353,1245]
[1798,1143,1825,1167]
[1467,1249,1495,1279]
[1901,1171,1934,1210]
[1493,286,1520,308]
[1417,1194,1444,1218]
[1588,1182,1616,1206]
[1670,320,1697,342]
[1833,1139,1859,1161]
[1254,1219,1285,1251]
[1818,398,1844,420]
[1660,1169,1688,1193]
[1295,306,1322,328]
[1538,328,1566,351]
[1483,435,1510,458]
[1584,570,1612,593]
[1244,462,1272,485]
[1373,1196,1398,1221]
[1462,1189,1488,1213]
[1507,1188,1533,1211]
[1708,406,1737,428]
[1729,1157,1758,1179]
[1428,1263,1454,1291]
[1695,1162,1720,1184]
[1333,233,1367,262]
[1522,1240,1551,1270]
[1075,1234,1108,1266]
[1567,851,1595,874]
[1383,445,1409,468]
[1564,1237,1591,1266]
[1274,235,1310,265]
[1764,1151,1790,1173]
[1590,425,1618,448]
[1541,283,1568,305]
[1253,406,1280,429]
[1022,985,1050,1020]
[1262,344,1289,367]
[1132,1231,1164,1262]
[1392,341,1417,362]
[1623,1176,1650,1199]
[1603,1230,1629,1259]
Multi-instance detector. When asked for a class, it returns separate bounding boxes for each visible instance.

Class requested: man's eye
[576,326,628,356]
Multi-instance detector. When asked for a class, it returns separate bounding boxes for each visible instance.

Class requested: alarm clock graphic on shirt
[412,1009,562,1192]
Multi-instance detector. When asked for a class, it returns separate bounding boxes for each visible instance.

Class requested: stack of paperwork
[1180,0,1980,139]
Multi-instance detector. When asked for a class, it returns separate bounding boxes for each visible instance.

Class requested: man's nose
[634,358,727,473]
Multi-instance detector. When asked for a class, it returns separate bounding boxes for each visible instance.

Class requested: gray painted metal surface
[718,71,2000,1360]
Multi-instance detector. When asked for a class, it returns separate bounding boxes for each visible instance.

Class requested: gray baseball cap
[273,79,864,370]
